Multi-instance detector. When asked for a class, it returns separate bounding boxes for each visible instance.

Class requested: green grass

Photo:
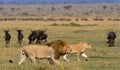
[0,20,120,70]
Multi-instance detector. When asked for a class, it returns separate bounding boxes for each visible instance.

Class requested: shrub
[68,22,81,26]
[63,5,72,10]
[61,22,81,26]
[22,12,29,16]
[51,23,59,26]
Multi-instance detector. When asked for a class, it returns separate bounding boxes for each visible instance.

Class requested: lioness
[9,45,60,65]
[63,42,92,61]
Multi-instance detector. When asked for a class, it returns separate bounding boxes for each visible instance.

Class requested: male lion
[63,42,92,61]
[9,45,60,65]
[46,40,71,60]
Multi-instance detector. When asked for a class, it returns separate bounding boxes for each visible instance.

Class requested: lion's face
[65,45,72,54]
[46,40,70,59]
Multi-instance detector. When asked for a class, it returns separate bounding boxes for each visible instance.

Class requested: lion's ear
[54,40,66,46]
[60,40,67,46]
[46,43,51,47]
[61,42,66,46]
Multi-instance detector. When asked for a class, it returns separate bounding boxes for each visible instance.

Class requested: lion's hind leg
[17,53,26,65]
[28,56,36,65]
[48,57,60,65]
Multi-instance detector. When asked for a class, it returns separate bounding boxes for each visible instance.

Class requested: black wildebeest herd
[4,29,116,47]
[4,29,48,47]
[28,30,47,44]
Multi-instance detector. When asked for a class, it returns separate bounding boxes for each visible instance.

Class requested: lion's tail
[9,48,26,65]
[9,59,13,63]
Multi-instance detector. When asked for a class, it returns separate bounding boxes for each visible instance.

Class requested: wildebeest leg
[107,39,110,44]
[109,39,114,47]
[29,40,31,44]
[5,41,8,47]
[44,39,47,44]
[80,52,88,61]
[108,39,111,47]
[109,42,111,47]
[111,40,115,47]
[19,40,22,44]
[107,39,111,47]
[29,40,33,44]
[38,40,41,44]
[6,41,10,47]
[36,39,41,44]
[36,39,38,44]
[18,40,22,47]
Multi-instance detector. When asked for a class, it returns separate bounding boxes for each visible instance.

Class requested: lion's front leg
[63,54,70,61]
[48,57,54,65]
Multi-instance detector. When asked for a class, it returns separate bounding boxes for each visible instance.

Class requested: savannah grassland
[0,4,120,70]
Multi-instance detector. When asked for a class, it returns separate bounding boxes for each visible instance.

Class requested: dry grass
[0,17,120,70]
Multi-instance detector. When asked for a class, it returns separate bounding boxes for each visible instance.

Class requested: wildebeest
[40,33,48,44]
[107,31,116,47]
[28,30,38,44]
[36,30,48,44]
[4,30,11,47]
[28,30,48,44]
[16,30,24,45]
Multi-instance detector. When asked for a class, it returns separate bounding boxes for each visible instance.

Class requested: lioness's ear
[88,43,92,47]
[87,43,91,45]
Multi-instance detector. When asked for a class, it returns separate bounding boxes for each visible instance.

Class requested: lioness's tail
[9,49,26,65]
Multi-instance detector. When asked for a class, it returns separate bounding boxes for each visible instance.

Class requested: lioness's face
[87,43,92,49]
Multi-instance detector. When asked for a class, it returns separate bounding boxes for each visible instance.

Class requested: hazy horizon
[0,0,120,4]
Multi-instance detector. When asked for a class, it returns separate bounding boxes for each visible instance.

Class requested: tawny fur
[9,45,60,65]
